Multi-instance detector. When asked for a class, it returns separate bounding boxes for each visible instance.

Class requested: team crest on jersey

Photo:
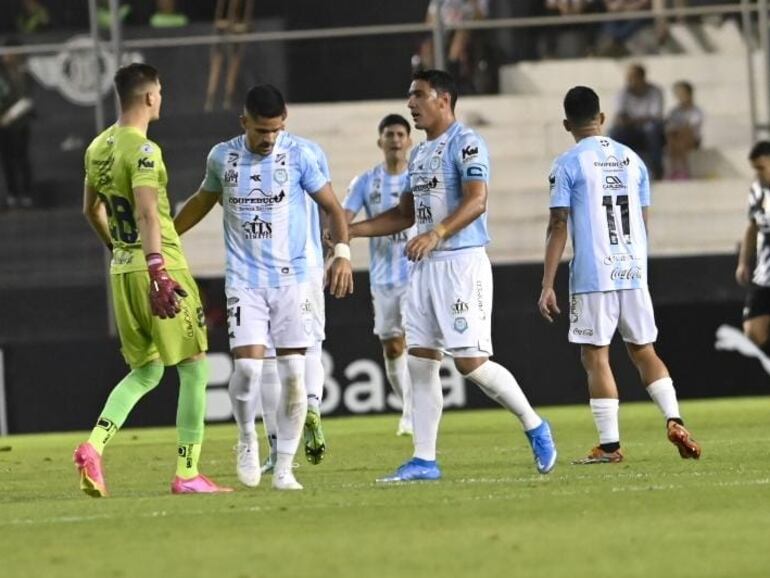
[274,168,288,184]
[242,215,273,239]
[453,317,468,333]
[429,155,441,170]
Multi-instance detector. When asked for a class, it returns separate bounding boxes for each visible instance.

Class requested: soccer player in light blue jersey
[175,85,353,490]
[343,114,415,436]
[538,86,701,464]
[350,70,557,482]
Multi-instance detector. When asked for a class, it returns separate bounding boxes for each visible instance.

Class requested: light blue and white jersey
[202,134,328,288]
[549,135,650,294]
[279,131,330,271]
[343,164,414,290]
[405,121,491,251]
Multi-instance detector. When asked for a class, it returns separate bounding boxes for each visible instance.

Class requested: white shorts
[371,285,408,339]
[405,247,493,357]
[568,288,658,346]
[261,269,325,356]
[226,279,319,351]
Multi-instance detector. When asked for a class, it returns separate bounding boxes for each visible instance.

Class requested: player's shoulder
[451,122,486,147]
[208,135,241,157]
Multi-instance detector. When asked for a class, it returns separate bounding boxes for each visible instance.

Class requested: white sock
[408,355,443,461]
[275,354,307,457]
[465,361,542,431]
[275,452,294,474]
[260,358,279,451]
[646,377,681,420]
[228,358,263,442]
[385,352,412,421]
[305,342,324,413]
[589,398,620,445]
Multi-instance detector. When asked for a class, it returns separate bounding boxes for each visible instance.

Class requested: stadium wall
[1,254,767,435]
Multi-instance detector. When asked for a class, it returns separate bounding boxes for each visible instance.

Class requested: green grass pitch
[1,397,769,578]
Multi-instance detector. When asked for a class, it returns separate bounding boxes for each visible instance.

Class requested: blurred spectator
[539,0,602,59]
[413,0,490,93]
[16,0,50,35]
[597,0,652,56]
[151,0,189,28]
[97,0,131,30]
[609,63,665,179]
[0,40,35,210]
[665,80,703,180]
[205,0,254,111]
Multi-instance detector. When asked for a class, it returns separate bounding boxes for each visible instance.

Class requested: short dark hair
[749,141,770,160]
[630,63,646,79]
[564,86,601,126]
[378,114,410,135]
[114,63,159,108]
[412,69,458,112]
[674,80,693,96]
[244,84,286,119]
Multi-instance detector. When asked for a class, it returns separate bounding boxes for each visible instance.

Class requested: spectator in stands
[665,80,703,180]
[609,63,664,179]
[151,0,189,28]
[0,40,34,210]
[597,0,652,56]
[413,0,489,93]
[540,1,601,59]
[16,0,50,35]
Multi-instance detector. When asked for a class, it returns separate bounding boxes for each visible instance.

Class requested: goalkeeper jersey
[84,124,188,274]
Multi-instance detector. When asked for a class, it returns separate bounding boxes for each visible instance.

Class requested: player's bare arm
[313,183,354,298]
[538,207,569,322]
[737,220,758,286]
[405,179,486,262]
[174,188,220,235]
[82,182,113,250]
[349,192,415,239]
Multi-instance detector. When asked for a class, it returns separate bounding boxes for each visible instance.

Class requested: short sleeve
[342,174,366,214]
[201,146,223,193]
[748,184,762,220]
[548,158,572,208]
[129,140,163,189]
[313,145,331,182]
[299,146,328,195]
[455,132,490,183]
[638,162,651,207]
[83,146,95,188]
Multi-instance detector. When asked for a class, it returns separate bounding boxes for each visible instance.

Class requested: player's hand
[538,287,560,323]
[327,256,354,298]
[736,263,751,287]
[146,253,187,319]
[405,230,440,262]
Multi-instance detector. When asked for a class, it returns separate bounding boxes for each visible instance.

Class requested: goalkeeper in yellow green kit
[73,63,231,496]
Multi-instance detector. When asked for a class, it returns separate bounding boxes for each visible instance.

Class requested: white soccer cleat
[235,441,261,487]
[272,469,303,491]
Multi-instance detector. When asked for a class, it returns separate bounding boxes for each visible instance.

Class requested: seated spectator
[609,63,665,179]
[597,0,652,56]
[16,0,50,35]
[540,1,602,59]
[665,80,703,180]
[413,0,489,93]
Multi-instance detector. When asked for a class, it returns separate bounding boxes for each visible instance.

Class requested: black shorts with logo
[743,284,770,320]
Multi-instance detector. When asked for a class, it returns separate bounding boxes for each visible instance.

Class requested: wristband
[146,252,165,271]
[433,224,448,239]
[333,243,351,261]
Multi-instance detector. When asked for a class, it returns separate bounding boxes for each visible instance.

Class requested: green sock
[87,362,164,454]
[176,442,202,478]
[175,358,208,477]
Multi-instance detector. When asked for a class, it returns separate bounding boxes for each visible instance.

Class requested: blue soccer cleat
[525,419,557,474]
[376,458,442,483]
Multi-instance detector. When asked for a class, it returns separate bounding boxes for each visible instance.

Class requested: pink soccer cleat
[73,442,108,498]
[171,474,234,494]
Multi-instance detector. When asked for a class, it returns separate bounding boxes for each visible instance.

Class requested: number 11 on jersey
[602,195,631,245]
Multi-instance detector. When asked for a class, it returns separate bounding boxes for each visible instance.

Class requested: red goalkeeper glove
[146,253,187,319]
